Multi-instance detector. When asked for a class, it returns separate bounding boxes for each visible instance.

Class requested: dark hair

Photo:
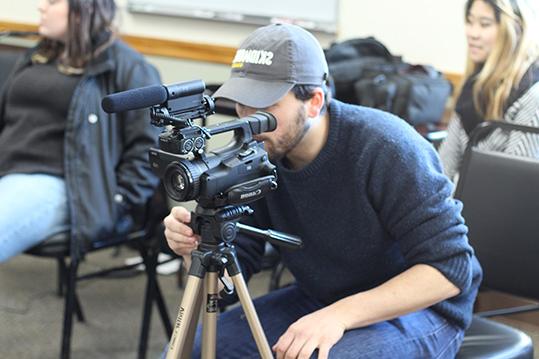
[290,81,332,114]
[35,0,117,71]
[466,0,523,23]
[466,0,500,21]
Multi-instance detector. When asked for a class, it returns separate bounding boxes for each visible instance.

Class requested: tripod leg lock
[220,247,242,276]
[187,251,207,278]
[219,275,234,295]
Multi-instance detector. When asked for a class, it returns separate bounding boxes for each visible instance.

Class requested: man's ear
[306,88,325,118]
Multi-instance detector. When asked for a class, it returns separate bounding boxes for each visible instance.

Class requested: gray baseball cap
[213,23,329,108]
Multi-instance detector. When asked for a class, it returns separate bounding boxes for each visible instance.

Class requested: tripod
[165,204,302,359]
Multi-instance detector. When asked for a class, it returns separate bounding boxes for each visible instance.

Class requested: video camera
[101,80,278,209]
[103,82,303,359]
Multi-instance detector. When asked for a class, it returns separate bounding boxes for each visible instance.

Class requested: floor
[1,248,538,358]
[0,247,283,359]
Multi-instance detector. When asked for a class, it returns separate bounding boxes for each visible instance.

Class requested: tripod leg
[229,273,273,359]
[201,271,219,358]
[181,291,203,359]
[166,273,203,359]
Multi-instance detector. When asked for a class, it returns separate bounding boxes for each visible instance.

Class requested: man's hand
[163,206,200,257]
[272,306,346,359]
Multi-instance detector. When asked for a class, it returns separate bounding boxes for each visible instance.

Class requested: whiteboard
[127,0,339,33]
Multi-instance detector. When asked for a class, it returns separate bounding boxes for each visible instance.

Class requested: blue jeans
[0,173,69,263]
[183,284,464,359]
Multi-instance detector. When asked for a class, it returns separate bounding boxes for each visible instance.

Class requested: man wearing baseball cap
[164,23,481,358]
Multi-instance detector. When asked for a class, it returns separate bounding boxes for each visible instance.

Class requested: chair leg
[57,256,85,322]
[60,256,79,359]
[138,246,155,359]
[73,292,85,322]
[269,261,286,292]
[138,243,172,359]
[154,281,172,336]
[56,257,67,296]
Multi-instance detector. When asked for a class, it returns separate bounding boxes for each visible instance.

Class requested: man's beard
[265,107,310,162]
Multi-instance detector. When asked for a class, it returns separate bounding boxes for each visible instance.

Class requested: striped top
[439,82,539,182]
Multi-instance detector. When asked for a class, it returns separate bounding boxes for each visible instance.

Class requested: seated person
[163,23,482,358]
[439,0,539,182]
[0,0,160,262]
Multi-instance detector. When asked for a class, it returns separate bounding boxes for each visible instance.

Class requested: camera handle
[165,204,302,359]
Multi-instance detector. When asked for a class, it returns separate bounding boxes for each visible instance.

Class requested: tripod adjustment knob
[220,222,237,243]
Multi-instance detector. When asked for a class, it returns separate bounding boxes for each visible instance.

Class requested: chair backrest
[455,121,539,300]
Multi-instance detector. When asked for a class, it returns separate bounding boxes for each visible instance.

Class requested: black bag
[326,37,452,126]
[325,37,396,105]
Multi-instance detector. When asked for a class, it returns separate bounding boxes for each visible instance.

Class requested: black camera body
[103,79,278,209]
[149,111,277,208]
[158,126,206,155]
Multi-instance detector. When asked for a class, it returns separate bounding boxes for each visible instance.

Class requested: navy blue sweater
[235,99,482,330]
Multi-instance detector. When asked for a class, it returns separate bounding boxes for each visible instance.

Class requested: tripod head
[189,204,302,253]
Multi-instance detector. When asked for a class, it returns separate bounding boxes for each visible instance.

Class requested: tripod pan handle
[236,223,303,250]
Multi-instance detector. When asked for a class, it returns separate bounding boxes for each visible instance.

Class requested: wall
[339,0,467,74]
[1,0,468,82]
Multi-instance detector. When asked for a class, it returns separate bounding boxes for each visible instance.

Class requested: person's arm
[274,122,476,359]
[273,264,459,359]
[0,87,5,134]
[114,59,161,213]
[0,66,12,134]
[331,264,458,329]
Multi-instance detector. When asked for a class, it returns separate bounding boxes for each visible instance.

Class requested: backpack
[326,37,452,126]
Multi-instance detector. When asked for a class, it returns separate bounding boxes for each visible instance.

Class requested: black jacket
[0,40,162,255]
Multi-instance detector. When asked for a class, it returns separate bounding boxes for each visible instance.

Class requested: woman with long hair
[439,0,539,182]
[0,0,161,262]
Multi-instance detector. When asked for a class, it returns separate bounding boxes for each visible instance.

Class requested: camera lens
[171,173,186,191]
[163,160,203,202]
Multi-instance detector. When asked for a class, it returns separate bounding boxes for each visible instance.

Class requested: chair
[454,121,539,358]
[25,184,174,359]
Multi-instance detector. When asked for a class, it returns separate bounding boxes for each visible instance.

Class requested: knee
[0,242,17,263]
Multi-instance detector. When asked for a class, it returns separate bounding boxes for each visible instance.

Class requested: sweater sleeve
[367,121,476,294]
